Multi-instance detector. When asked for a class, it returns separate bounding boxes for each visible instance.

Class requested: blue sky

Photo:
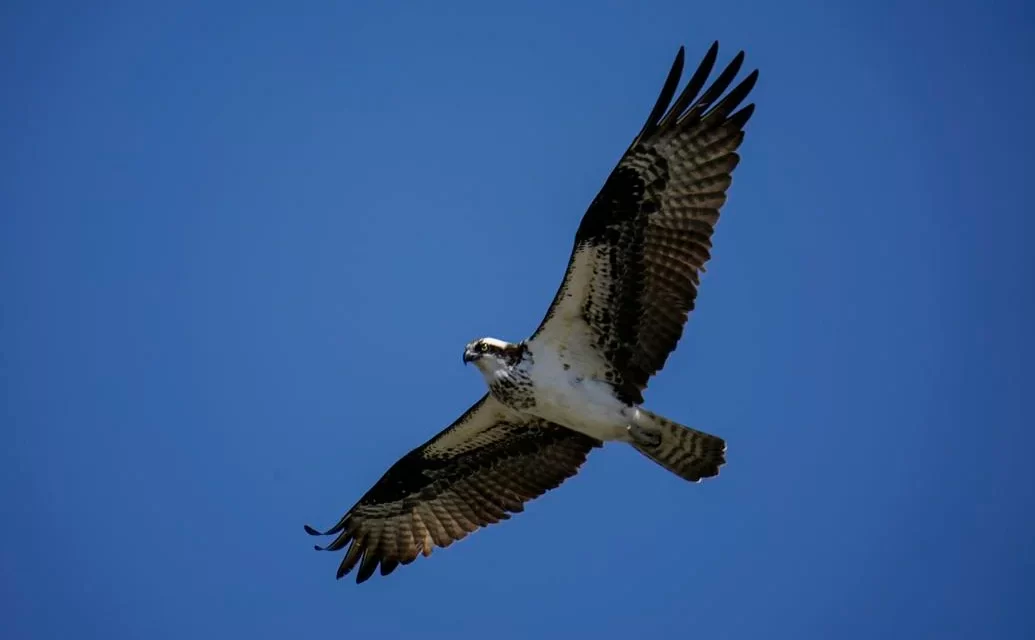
[3,1,1033,637]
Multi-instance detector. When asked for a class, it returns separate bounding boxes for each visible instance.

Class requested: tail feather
[630,410,726,482]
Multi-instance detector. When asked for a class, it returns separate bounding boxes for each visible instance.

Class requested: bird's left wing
[304,393,601,583]
[529,42,757,404]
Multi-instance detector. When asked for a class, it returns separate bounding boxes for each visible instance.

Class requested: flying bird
[306,41,758,583]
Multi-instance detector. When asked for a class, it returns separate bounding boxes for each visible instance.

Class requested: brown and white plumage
[306,41,757,584]
[305,395,600,582]
[531,41,757,404]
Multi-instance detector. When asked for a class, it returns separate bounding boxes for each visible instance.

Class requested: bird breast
[523,348,630,441]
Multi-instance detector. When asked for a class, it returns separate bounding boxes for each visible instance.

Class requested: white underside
[522,346,640,442]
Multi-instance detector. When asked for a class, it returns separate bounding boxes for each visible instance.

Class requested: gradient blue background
[3,1,1033,638]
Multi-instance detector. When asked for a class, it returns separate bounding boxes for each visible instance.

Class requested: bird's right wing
[304,394,601,583]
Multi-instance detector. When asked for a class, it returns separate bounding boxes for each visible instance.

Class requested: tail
[629,409,726,483]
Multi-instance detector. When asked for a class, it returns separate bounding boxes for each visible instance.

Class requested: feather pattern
[532,42,758,403]
[304,394,600,583]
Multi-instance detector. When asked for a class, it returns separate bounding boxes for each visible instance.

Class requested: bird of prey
[305,41,758,583]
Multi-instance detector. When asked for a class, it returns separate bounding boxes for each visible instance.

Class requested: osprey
[306,41,758,583]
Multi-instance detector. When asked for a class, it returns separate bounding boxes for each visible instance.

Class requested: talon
[628,424,661,448]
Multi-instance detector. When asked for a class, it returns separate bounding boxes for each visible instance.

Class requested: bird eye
[478,342,488,352]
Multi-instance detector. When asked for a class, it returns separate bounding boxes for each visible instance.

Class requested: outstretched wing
[530,42,758,404]
[304,394,601,583]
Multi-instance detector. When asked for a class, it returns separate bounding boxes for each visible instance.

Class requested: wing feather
[531,42,758,403]
[304,394,600,582]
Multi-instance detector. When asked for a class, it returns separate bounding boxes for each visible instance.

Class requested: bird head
[463,337,526,373]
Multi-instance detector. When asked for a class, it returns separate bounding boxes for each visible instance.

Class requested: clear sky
[3,1,1033,638]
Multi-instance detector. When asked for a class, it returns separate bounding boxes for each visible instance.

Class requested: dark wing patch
[532,42,758,403]
[304,394,601,583]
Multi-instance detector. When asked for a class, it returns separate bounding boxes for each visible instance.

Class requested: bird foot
[627,424,661,448]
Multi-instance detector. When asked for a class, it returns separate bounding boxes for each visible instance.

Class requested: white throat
[473,356,509,384]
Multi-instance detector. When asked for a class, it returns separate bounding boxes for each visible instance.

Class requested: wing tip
[702,40,718,60]
[742,68,760,90]
[728,102,757,129]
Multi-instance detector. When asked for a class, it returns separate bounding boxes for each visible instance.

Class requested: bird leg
[626,423,661,448]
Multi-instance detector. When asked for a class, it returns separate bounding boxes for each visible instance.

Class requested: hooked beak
[463,347,476,365]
